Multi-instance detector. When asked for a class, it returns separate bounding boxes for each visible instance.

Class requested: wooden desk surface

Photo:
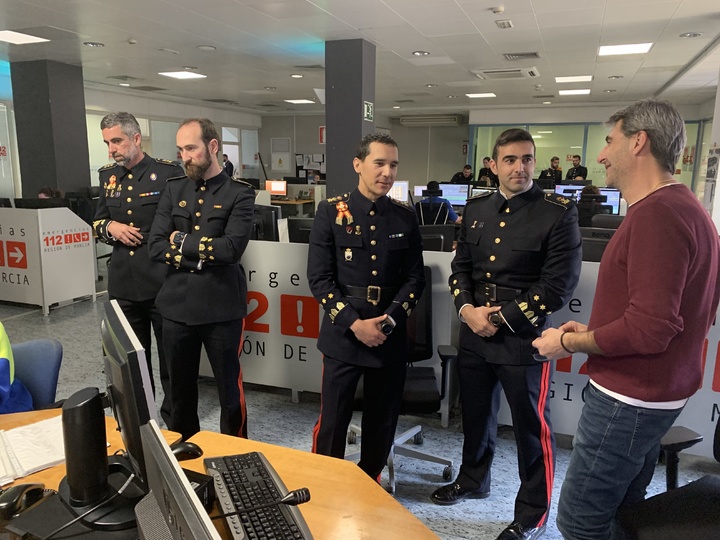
[1,410,439,540]
[271,199,314,205]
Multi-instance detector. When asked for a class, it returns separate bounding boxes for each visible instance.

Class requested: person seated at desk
[566,154,588,181]
[577,184,611,227]
[37,186,63,199]
[476,157,499,187]
[418,181,461,224]
[450,165,474,184]
[538,156,563,187]
[0,322,32,414]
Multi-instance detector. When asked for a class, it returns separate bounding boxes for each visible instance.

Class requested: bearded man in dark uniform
[93,112,183,424]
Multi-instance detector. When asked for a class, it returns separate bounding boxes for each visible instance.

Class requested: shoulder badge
[544,192,573,209]
[167,175,187,182]
[233,178,255,188]
[326,192,349,204]
[389,197,413,211]
[466,190,494,203]
[155,157,179,166]
[98,162,117,172]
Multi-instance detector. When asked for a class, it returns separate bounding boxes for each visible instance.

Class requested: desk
[271,199,315,217]
[1,411,439,540]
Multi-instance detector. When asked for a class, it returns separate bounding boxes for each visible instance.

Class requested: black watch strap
[172,231,187,247]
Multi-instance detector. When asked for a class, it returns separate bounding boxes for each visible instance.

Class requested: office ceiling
[0,0,718,118]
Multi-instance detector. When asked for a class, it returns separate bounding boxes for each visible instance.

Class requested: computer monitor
[13,197,71,209]
[287,217,314,244]
[554,184,586,199]
[413,186,425,198]
[470,187,495,198]
[135,420,221,540]
[388,181,409,202]
[283,176,307,185]
[419,224,456,252]
[598,188,621,214]
[579,227,617,262]
[436,184,470,206]
[102,299,158,483]
[265,180,287,196]
[0,197,11,208]
[251,204,281,241]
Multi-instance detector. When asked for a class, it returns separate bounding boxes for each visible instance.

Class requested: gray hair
[100,112,142,139]
[607,99,686,175]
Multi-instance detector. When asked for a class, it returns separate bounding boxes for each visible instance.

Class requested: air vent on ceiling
[258,103,280,108]
[399,115,463,127]
[503,52,540,61]
[532,95,555,99]
[131,86,166,92]
[294,64,324,70]
[472,67,540,80]
[394,99,416,104]
[107,75,141,81]
[203,98,236,103]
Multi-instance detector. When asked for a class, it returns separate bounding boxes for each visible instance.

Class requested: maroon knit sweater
[588,183,720,401]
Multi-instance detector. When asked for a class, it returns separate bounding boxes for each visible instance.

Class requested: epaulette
[326,193,350,203]
[155,158,180,166]
[98,162,117,172]
[167,175,187,182]
[389,197,413,211]
[466,191,494,203]
[232,178,254,188]
[544,192,573,209]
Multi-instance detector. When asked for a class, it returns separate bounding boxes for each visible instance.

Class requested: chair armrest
[437,345,457,401]
[661,426,703,454]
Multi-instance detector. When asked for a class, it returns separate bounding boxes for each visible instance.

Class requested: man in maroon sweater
[534,99,720,540]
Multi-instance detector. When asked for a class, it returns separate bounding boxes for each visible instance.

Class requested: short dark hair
[463,165,472,171]
[180,118,220,148]
[355,133,398,160]
[551,156,559,161]
[483,156,491,162]
[100,112,141,139]
[581,184,600,195]
[427,181,440,190]
[491,128,535,161]
[607,99,686,175]
[573,154,582,161]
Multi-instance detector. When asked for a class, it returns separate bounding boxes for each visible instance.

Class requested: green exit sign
[363,101,374,122]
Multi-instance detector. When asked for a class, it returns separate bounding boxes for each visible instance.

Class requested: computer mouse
[171,441,203,461]
[0,483,45,520]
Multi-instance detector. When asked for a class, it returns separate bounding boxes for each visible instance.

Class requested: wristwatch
[488,312,504,328]
[380,318,396,335]
[172,231,187,247]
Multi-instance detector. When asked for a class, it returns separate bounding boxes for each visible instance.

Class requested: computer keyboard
[204,451,313,540]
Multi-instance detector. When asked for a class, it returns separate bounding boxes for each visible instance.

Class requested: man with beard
[148,118,255,440]
[93,112,183,425]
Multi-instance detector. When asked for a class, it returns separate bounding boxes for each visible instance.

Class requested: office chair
[591,213,624,229]
[415,199,450,225]
[346,267,454,494]
[11,338,63,408]
[617,416,720,538]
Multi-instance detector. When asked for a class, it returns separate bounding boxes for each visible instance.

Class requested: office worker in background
[431,128,581,540]
[565,154,588,181]
[148,118,255,441]
[223,153,234,177]
[533,99,720,540]
[538,156,563,186]
[308,133,425,481]
[419,181,462,224]
[477,156,499,187]
[37,186,63,199]
[576,184,605,227]
[93,112,183,425]
[450,164,474,184]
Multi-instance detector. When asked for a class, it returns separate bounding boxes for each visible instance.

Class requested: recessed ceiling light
[608,75,624,79]
[393,106,401,109]
[290,74,303,78]
[284,99,315,104]
[0,30,49,45]
[495,19,514,29]
[158,47,180,54]
[559,89,591,96]
[119,83,130,87]
[542,101,552,105]
[679,32,703,39]
[83,41,105,48]
[604,89,617,93]
[447,95,457,99]
[598,43,653,56]
[555,76,593,83]
[158,71,207,80]
[537,131,553,134]
[466,93,497,98]
[426,84,438,88]
[570,146,583,149]
[412,50,430,56]
[264,86,276,90]
[197,45,217,51]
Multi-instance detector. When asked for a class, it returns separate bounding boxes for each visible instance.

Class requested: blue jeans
[557,383,683,540]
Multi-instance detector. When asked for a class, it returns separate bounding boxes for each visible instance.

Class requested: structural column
[10,60,91,197]
[325,39,376,196]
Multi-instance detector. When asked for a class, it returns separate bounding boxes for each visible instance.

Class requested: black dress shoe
[495,522,546,540]
[430,482,490,506]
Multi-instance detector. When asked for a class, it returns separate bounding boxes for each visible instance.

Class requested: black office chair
[346,266,454,494]
[415,199,450,225]
[617,416,720,538]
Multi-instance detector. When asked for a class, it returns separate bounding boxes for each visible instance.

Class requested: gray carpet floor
[3,286,718,540]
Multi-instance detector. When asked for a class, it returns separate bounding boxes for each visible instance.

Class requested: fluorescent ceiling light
[599,43,653,56]
[542,101,552,105]
[537,131,553,134]
[393,106,401,109]
[284,99,315,104]
[0,30,49,45]
[119,83,130,87]
[290,74,303,78]
[559,89,591,96]
[158,71,207,79]
[555,76,593,83]
[570,146,583,149]
[465,93,496,98]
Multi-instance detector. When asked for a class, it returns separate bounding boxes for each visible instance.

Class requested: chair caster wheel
[443,466,453,481]
[413,431,424,445]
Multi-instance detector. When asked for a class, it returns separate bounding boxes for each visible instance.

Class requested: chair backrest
[11,338,63,408]
[406,266,433,363]
[415,200,449,225]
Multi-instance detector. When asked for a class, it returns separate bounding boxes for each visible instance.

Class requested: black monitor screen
[14,197,71,209]
[419,224,456,252]
[283,177,307,185]
[251,204,281,242]
[136,420,221,540]
[102,299,157,482]
[579,227,617,262]
[554,186,621,215]
[287,217,314,244]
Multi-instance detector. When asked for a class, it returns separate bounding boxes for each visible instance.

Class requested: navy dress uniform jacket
[450,183,582,365]
[308,190,425,368]
[565,165,588,181]
[148,172,255,325]
[93,154,183,301]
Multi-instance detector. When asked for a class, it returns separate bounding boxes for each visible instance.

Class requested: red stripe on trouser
[311,358,326,453]
[535,361,554,528]
[236,320,248,438]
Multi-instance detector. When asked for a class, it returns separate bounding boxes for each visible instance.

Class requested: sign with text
[363,101,374,122]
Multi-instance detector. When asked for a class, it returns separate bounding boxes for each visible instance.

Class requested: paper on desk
[0,415,65,484]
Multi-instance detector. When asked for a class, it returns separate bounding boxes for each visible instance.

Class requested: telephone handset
[0,482,51,521]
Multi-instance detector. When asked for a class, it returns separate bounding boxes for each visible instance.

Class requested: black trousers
[312,355,406,480]
[112,296,170,425]
[162,317,247,441]
[456,327,555,528]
